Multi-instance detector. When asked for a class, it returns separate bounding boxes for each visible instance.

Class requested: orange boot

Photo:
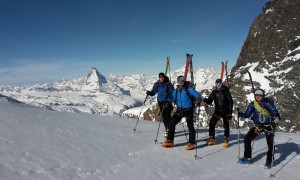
[162,140,174,148]
[223,137,229,148]
[207,137,216,146]
[185,143,196,150]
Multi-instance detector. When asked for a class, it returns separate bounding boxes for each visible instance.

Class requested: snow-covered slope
[0,95,299,180]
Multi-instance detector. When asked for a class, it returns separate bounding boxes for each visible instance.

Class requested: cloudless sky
[0,0,270,85]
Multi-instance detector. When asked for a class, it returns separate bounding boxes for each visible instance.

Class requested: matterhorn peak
[87,67,108,84]
[83,67,108,92]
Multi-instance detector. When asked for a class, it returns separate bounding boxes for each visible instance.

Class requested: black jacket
[205,86,233,114]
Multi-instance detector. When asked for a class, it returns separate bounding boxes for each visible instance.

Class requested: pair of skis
[165,57,171,82]
[220,61,229,87]
[183,54,195,86]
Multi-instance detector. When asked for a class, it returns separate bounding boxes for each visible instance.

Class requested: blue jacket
[168,85,201,108]
[148,80,174,103]
[241,99,279,125]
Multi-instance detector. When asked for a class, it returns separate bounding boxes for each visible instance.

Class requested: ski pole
[205,104,211,139]
[195,106,201,160]
[178,109,188,143]
[133,95,148,132]
[182,122,188,143]
[234,121,245,138]
[271,129,275,169]
[237,107,241,162]
[154,106,164,144]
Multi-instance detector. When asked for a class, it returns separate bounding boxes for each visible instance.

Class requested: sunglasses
[255,94,263,97]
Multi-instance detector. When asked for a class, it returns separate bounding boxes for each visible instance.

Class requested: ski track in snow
[0,98,300,180]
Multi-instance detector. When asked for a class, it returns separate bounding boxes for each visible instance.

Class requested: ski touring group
[134,54,281,170]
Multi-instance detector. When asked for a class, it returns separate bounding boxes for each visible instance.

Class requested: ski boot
[162,140,174,148]
[185,143,196,150]
[264,162,272,169]
[239,157,251,164]
[223,137,229,148]
[207,137,216,146]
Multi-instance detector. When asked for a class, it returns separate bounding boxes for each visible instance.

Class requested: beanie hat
[177,76,185,83]
[158,72,165,78]
[254,89,264,95]
[215,79,222,84]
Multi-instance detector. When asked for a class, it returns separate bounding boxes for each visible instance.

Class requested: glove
[273,117,280,123]
[146,91,151,96]
[227,113,232,119]
[255,126,262,134]
[238,112,242,117]
[195,98,201,107]
[203,98,208,104]
[195,101,201,107]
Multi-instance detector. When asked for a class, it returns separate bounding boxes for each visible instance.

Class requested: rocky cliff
[230,0,300,132]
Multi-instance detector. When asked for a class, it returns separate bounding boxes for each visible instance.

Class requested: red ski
[184,54,191,81]
[220,61,225,81]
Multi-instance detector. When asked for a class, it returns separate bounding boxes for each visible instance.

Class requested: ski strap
[253,100,271,117]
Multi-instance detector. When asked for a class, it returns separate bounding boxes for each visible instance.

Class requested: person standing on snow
[238,88,280,169]
[162,75,201,150]
[147,72,174,138]
[203,78,233,147]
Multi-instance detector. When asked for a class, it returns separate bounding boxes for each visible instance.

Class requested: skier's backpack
[184,81,195,101]
[264,96,280,120]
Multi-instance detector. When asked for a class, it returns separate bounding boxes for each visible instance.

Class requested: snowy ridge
[0,95,299,180]
[110,65,220,102]
[0,67,137,116]
[0,65,220,117]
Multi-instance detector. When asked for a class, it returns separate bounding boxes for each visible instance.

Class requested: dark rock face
[230,0,300,132]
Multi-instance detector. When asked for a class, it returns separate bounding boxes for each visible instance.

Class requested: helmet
[254,89,264,96]
[177,76,185,83]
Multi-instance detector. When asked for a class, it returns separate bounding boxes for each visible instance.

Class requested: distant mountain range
[0,66,220,116]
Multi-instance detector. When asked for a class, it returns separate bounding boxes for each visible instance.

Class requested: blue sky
[0,0,270,85]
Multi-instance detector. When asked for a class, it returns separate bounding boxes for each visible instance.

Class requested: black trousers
[167,108,195,144]
[209,113,230,138]
[244,126,274,163]
[158,103,173,131]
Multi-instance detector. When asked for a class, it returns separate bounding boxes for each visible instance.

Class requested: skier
[162,75,201,150]
[147,72,174,138]
[203,78,233,147]
[238,88,280,169]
